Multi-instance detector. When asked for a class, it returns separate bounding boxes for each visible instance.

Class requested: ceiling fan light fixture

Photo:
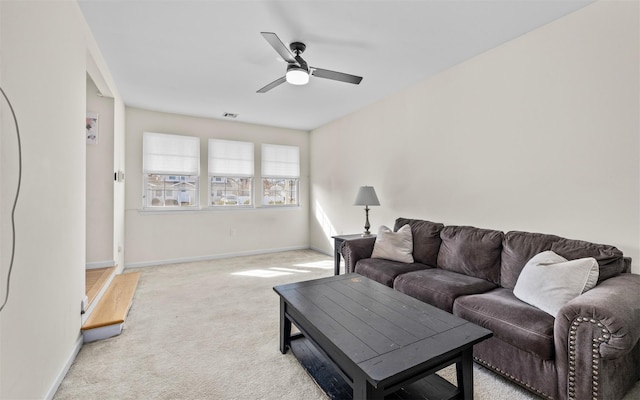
[286,65,309,85]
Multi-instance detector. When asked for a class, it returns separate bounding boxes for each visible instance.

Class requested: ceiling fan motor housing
[287,63,308,73]
[289,42,306,55]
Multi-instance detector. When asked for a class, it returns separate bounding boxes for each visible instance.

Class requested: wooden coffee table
[274,273,492,400]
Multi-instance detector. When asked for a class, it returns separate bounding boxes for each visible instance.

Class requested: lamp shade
[354,186,380,206]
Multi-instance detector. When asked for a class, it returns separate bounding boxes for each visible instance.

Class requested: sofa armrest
[554,273,640,399]
[557,273,640,359]
[340,237,376,273]
[623,256,632,273]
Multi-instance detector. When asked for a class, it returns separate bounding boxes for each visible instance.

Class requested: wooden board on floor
[82,272,140,331]
[85,266,116,306]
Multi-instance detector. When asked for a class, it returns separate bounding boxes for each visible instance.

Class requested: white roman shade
[143,132,200,175]
[208,139,254,177]
[262,144,300,178]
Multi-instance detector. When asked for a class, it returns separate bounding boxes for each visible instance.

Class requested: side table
[331,234,375,275]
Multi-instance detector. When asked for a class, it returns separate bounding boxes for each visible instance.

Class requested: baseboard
[86,260,116,269]
[82,323,124,343]
[309,245,332,257]
[45,334,83,400]
[125,245,312,269]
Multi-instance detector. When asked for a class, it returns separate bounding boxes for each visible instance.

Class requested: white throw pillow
[371,224,414,263]
[513,250,599,317]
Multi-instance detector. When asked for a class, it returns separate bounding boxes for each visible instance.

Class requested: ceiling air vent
[223,112,238,118]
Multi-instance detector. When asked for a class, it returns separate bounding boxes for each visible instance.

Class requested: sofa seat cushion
[354,258,430,287]
[453,288,555,360]
[393,269,497,313]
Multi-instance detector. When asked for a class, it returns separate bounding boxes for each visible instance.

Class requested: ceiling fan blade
[311,68,363,85]
[261,32,296,64]
[257,76,287,93]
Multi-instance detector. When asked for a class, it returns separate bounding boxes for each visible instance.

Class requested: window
[261,144,300,206]
[143,132,200,209]
[209,139,254,207]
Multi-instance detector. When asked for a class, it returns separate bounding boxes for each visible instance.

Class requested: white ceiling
[78,0,594,131]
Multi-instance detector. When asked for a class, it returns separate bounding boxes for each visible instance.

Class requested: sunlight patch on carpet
[270,267,311,273]
[293,260,333,269]
[232,269,293,278]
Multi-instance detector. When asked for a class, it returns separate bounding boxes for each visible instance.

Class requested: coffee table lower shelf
[290,336,461,400]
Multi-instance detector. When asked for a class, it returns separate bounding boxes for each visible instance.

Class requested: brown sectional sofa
[341,217,640,400]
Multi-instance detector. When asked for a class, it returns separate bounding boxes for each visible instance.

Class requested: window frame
[209,176,254,207]
[261,144,300,207]
[262,177,299,207]
[208,139,255,208]
[144,174,199,209]
[142,132,200,210]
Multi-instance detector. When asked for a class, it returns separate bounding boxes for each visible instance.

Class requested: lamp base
[362,206,372,237]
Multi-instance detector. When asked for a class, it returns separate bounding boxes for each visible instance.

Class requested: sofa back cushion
[394,218,444,267]
[550,238,624,282]
[501,231,561,290]
[437,225,503,285]
[501,231,625,290]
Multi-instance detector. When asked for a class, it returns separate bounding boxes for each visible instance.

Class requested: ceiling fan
[257,32,363,93]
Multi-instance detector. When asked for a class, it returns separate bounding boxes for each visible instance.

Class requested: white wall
[0,2,125,398]
[86,75,114,266]
[113,100,126,271]
[125,107,310,267]
[310,1,640,274]
[0,2,86,399]
[85,37,126,273]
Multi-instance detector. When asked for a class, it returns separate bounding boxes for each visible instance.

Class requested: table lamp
[354,186,380,236]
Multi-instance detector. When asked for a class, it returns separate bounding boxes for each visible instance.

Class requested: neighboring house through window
[261,144,300,206]
[208,139,254,207]
[143,132,200,209]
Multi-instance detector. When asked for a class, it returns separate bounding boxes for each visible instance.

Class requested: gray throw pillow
[371,224,414,263]
[513,250,599,317]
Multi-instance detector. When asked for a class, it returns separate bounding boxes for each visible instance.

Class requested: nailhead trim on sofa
[568,317,610,400]
[473,356,554,400]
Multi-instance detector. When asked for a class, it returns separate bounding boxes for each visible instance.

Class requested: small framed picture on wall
[86,112,98,144]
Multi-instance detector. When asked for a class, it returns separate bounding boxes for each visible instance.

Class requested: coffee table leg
[353,376,384,400]
[456,348,474,399]
[279,298,291,354]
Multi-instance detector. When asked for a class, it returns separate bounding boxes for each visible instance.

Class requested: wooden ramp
[82,272,140,343]
[85,266,116,308]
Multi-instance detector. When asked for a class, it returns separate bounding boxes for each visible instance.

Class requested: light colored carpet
[55,250,640,399]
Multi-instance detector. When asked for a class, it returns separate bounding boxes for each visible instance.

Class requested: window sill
[137,205,301,214]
